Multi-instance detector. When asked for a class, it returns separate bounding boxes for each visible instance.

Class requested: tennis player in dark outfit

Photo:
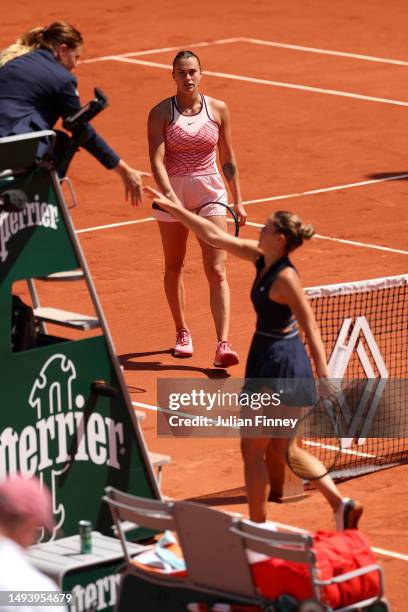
[144,185,363,531]
[0,22,147,205]
[246,254,317,400]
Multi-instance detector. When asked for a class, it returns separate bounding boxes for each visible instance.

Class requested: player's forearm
[221,160,242,204]
[167,205,227,247]
[151,163,177,199]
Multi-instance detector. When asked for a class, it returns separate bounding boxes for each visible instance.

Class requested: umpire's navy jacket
[0,48,120,168]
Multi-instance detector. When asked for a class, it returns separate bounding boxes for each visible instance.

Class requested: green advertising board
[0,133,159,542]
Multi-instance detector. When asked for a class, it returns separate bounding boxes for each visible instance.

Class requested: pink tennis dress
[155,95,228,222]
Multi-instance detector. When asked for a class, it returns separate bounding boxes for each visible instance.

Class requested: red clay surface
[3,1,408,608]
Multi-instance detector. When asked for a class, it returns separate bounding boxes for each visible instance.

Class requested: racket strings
[287,439,329,480]
[287,399,343,480]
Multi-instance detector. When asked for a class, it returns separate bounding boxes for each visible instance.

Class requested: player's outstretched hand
[143,185,183,214]
[234,202,247,227]
[114,160,150,206]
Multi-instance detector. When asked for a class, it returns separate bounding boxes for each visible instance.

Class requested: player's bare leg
[197,215,239,366]
[158,221,189,331]
[286,437,343,509]
[268,436,362,529]
[197,217,230,342]
[241,437,272,523]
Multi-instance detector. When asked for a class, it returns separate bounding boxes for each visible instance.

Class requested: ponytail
[272,210,315,253]
[0,21,83,68]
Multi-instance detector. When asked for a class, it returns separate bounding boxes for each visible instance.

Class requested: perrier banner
[0,137,158,542]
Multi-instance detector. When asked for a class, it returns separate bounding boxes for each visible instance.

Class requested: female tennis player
[144,186,363,531]
[148,50,247,367]
[0,22,147,205]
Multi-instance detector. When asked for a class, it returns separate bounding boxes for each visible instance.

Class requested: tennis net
[305,273,408,479]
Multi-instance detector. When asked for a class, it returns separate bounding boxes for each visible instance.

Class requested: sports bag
[251,529,380,608]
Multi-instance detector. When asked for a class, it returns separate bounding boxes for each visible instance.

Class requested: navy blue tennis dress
[244,255,317,406]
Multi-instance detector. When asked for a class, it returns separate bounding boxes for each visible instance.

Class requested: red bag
[251,530,380,608]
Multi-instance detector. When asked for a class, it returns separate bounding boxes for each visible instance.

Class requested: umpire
[0,21,147,205]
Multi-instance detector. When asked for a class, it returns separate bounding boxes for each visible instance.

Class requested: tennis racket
[286,398,343,480]
[152,201,240,236]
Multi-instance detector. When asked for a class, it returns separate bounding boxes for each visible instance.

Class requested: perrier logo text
[0,194,59,262]
[0,354,125,539]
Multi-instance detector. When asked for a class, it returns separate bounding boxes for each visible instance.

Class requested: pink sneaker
[214,340,239,368]
[173,328,193,357]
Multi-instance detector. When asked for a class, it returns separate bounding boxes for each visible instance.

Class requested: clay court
[3,1,408,608]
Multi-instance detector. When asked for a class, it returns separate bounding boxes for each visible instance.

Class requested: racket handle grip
[329,344,348,378]
[152,201,165,212]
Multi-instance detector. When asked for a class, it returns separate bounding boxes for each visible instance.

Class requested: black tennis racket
[286,398,343,480]
[152,200,240,236]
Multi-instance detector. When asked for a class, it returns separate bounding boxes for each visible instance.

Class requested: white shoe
[335,497,363,530]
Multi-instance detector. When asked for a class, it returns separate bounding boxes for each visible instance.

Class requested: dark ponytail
[272,210,315,253]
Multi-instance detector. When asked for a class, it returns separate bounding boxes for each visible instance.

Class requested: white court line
[74,179,408,255]
[303,440,376,458]
[76,217,154,234]
[243,173,408,204]
[82,37,244,63]
[132,401,376,458]
[131,401,408,561]
[312,235,408,256]
[105,57,408,107]
[76,215,408,255]
[371,547,408,562]
[241,37,408,67]
[245,221,408,255]
[83,35,408,67]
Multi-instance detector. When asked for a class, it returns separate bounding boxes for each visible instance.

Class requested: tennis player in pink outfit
[148,50,247,367]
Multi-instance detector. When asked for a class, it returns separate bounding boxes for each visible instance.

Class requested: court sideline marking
[243,173,408,204]
[241,37,408,67]
[77,216,408,256]
[76,217,155,234]
[75,178,408,256]
[245,221,408,256]
[94,56,408,108]
[83,35,408,67]
[131,402,407,562]
[83,36,408,107]
[82,37,244,63]
[132,402,375,459]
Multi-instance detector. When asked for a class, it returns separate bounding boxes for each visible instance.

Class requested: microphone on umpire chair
[0,189,28,213]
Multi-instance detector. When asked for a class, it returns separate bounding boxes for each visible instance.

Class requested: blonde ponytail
[0,22,83,68]
[0,27,44,68]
